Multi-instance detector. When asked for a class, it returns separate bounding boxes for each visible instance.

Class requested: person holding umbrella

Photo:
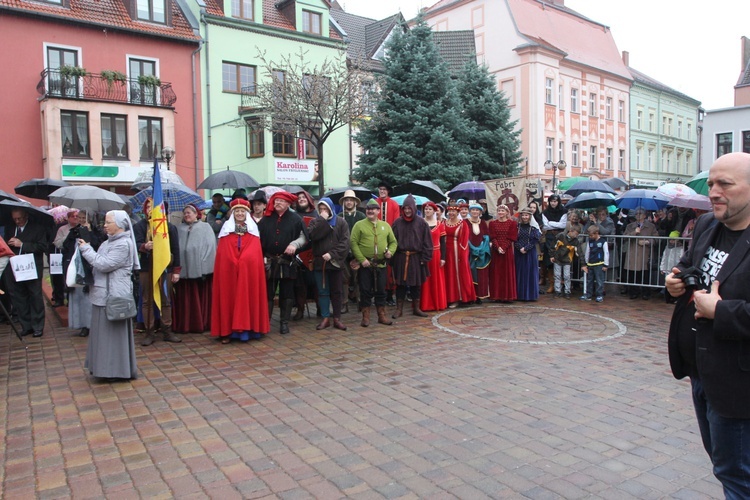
[4,208,49,337]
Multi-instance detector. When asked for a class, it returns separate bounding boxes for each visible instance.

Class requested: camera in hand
[673,266,702,289]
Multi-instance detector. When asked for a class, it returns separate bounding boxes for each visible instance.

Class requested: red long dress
[467,219,490,299]
[211,231,269,339]
[420,222,447,311]
[488,218,518,302]
[444,219,477,305]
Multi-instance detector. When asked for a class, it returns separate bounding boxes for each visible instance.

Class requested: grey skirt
[85,305,138,380]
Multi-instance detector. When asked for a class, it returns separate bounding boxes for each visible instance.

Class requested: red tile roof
[0,0,199,41]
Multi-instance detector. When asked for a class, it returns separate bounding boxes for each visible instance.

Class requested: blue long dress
[514,222,541,301]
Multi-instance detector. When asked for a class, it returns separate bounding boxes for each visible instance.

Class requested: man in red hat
[257,191,307,334]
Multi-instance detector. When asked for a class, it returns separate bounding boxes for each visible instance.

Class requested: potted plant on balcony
[59,65,88,78]
[137,75,161,88]
[100,70,127,89]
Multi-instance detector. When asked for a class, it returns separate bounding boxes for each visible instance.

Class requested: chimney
[622,50,629,67]
[743,36,750,72]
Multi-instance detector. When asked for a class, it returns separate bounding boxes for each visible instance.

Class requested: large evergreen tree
[456,60,523,179]
[353,15,472,191]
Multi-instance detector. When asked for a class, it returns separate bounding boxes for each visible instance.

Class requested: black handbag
[106,273,137,321]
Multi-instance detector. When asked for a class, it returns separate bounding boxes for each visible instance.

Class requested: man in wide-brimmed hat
[250,190,266,224]
[341,190,365,307]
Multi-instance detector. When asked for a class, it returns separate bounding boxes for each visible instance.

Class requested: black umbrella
[197,168,260,191]
[393,180,446,203]
[0,190,21,202]
[602,177,629,190]
[564,191,616,210]
[14,178,70,200]
[0,199,54,228]
[325,186,374,206]
[279,184,306,194]
[563,180,616,198]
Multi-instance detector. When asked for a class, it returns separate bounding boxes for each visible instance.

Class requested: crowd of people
[2,180,702,381]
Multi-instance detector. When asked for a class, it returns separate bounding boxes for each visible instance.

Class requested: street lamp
[161,146,175,170]
[544,159,567,192]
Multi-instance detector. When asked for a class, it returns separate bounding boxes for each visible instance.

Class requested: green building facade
[627,65,702,188]
[191,0,351,196]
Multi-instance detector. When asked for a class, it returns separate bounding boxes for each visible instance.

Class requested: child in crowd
[660,230,685,304]
[550,224,581,299]
[580,225,609,303]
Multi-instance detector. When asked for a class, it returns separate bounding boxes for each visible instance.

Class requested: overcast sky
[339,0,750,110]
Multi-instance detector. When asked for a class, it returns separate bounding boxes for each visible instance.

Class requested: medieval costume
[258,191,307,334]
[173,204,216,333]
[467,204,491,301]
[293,189,318,320]
[211,199,269,343]
[488,204,518,302]
[378,181,400,305]
[390,194,433,318]
[307,198,350,331]
[514,208,542,301]
[444,204,477,307]
[420,202,447,312]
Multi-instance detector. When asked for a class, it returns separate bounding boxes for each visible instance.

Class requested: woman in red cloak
[211,199,269,344]
[488,204,518,302]
[444,203,476,308]
[420,202,447,312]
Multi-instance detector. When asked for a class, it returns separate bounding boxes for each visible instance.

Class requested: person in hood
[307,198,350,331]
[390,194,433,318]
[293,189,318,321]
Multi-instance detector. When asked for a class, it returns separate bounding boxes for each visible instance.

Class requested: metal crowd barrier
[569,234,692,290]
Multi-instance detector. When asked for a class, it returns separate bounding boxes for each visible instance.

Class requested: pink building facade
[0,0,202,196]
[423,0,632,189]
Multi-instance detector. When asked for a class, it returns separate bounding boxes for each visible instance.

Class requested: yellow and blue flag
[150,158,170,312]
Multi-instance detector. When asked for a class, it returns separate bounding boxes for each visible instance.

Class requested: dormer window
[137,0,166,24]
[302,10,321,35]
[232,0,253,21]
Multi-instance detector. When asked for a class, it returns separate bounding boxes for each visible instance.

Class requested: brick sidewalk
[0,287,722,498]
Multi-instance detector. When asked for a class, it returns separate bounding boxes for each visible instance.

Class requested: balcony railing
[240,85,261,110]
[37,68,177,108]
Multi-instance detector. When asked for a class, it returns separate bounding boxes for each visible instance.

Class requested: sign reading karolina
[274,159,318,182]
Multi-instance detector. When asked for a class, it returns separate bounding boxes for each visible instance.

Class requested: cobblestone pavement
[0,288,722,499]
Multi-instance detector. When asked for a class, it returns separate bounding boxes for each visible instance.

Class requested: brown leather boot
[412,298,428,317]
[377,306,393,325]
[163,330,182,343]
[361,307,370,327]
[546,269,555,294]
[316,318,331,330]
[141,330,155,346]
[332,318,347,331]
[392,298,404,319]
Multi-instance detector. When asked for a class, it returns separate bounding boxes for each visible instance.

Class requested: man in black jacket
[4,208,49,337]
[666,152,750,498]
[258,191,307,334]
[134,199,181,346]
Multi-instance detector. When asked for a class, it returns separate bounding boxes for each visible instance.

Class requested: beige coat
[623,220,658,271]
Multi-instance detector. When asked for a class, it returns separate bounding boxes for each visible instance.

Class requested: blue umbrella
[615,189,671,211]
[392,194,430,206]
[130,182,204,213]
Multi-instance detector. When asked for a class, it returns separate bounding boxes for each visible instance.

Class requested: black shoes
[32,330,43,338]
[79,328,89,337]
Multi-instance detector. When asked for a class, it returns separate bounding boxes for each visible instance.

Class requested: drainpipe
[192,36,204,190]
[201,12,213,179]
